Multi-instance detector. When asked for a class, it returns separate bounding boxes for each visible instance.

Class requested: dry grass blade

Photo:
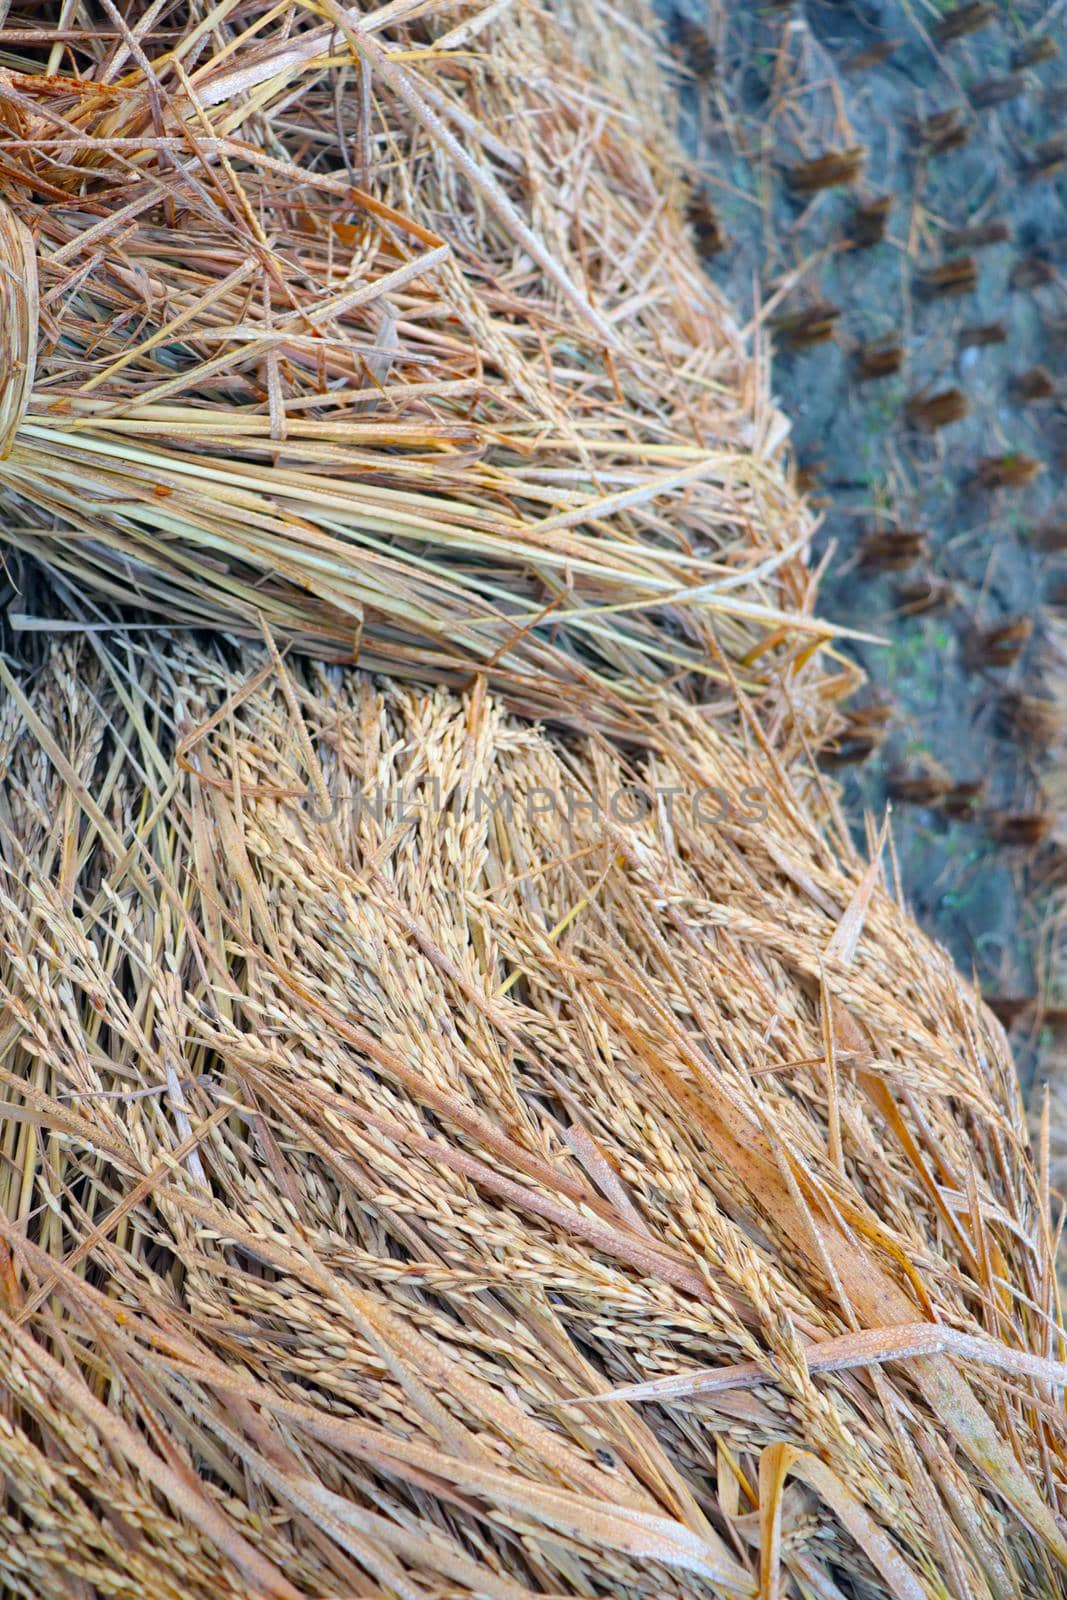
[673,14,717,78]
[942,778,984,817]
[905,388,970,430]
[987,996,1067,1029]
[794,456,826,494]
[0,204,36,459]
[1012,367,1057,404]
[943,220,1011,252]
[895,576,958,615]
[820,697,894,764]
[887,760,953,806]
[844,39,901,73]
[687,188,728,255]
[1031,521,1067,552]
[770,302,842,349]
[1025,134,1067,182]
[918,107,972,154]
[969,72,1028,109]
[856,338,905,382]
[917,256,979,298]
[965,613,1034,669]
[577,1322,1067,1404]
[786,148,867,194]
[998,690,1062,750]
[971,454,1044,491]
[859,529,928,571]
[847,195,892,250]
[1011,254,1056,290]
[1014,35,1059,69]
[932,3,996,45]
[990,812,1054,848]
[959,320,1007,349]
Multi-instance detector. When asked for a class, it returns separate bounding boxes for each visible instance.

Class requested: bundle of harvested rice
[0,635,1064,1600]
[0,0,848,733]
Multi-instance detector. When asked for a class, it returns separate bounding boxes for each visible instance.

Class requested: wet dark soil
[665,0,1066,1092]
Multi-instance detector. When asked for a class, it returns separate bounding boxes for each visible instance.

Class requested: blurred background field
[663,0,1067,1136]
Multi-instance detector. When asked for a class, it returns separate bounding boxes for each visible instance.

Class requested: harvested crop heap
[0,4,1064,1600]
[0,0,838,731]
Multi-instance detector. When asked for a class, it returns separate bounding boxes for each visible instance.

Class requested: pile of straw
[0,3,1064,1599]
[0,636,1064,1600]
[0,0,849,732]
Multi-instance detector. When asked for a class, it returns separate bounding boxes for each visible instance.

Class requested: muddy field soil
[665,0,1066,1094]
